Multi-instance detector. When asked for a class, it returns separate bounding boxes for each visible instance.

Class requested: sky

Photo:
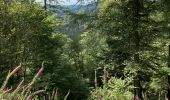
[36,0,92,5]
[60,0,78,5]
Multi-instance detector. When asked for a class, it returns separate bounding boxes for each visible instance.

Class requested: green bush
[90,77,133,100]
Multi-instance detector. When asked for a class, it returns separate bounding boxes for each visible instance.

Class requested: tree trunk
[132,0,143,99]
[167,32,170,99]
[166,2,170,98]
[44,0,47,10]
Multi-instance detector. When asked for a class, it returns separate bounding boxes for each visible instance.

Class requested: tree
[161,0,170,99]
[88,0,169,99]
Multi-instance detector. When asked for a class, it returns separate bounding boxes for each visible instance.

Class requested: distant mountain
[48,3,97,14]
[64,3,97,13]
[48,3,98,36]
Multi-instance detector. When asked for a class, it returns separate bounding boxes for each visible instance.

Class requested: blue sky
[36,0,91,5]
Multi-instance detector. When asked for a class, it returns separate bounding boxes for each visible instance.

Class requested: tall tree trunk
[132,0,143,99]
[44,0,47,10]
[167,29,170,99]
[168,48,170,99]
[165,1,170,98]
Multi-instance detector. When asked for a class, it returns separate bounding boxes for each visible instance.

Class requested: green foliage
[85,0,170,99]
[1,0,170,99]
[0,0,88,99]
[90,77,133,100]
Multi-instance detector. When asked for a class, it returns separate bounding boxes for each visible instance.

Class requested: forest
[0,0,170,100]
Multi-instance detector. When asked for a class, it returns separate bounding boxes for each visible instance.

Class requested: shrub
[89,70,133,100]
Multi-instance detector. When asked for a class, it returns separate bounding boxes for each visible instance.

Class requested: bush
[90,73,133,100]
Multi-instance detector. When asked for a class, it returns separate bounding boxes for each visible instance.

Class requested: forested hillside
[0,0,170,100]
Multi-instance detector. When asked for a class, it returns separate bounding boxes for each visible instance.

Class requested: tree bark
[166,1,170,98]
[167,31,170,99]
[44,0,47,10]
[132,0,143,99]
